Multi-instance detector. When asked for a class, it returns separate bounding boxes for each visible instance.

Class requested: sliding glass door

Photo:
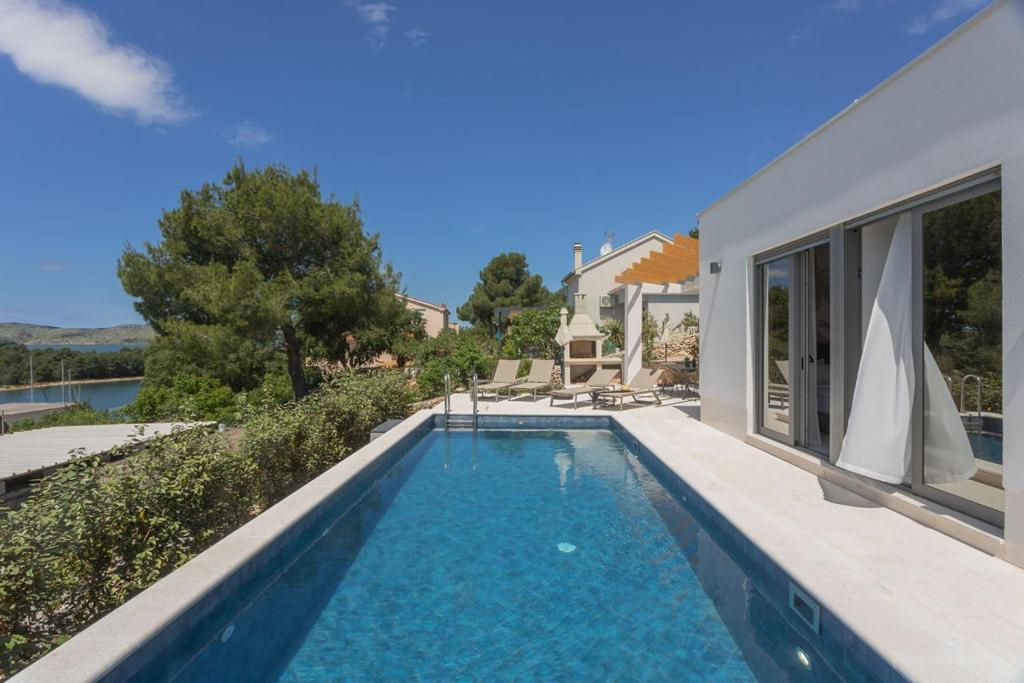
[912,184,1003,525]
[760,257,794,442]
[757,243,831,456]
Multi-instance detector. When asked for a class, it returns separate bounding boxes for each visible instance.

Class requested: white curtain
[837,213,976,485]
[923,347,976,484]
[837,214,915,484]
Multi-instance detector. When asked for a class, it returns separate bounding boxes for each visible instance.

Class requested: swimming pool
[26,417,897,681]
[967,431,1002,464]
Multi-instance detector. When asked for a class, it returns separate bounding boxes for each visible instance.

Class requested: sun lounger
[594,368,665,410]
[508,359,556,400]
[476,359,522,400]
[548,368,620,409]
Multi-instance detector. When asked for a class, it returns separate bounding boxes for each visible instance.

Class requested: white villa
[698,0,1023,566]
[561,232,699,329]
[559,232,699,382]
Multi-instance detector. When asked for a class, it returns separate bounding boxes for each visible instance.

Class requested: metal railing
[471,372,478,430]
[443,372,452,421]
[442,372,478,430]
[960,374,982,417]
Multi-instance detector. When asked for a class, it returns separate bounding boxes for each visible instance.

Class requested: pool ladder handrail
[960,374,982,418]
[442,372,478,430]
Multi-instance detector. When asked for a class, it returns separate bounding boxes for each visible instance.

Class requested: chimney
[573,242,583,269]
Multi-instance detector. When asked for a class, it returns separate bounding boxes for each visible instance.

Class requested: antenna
[599,231,615,256]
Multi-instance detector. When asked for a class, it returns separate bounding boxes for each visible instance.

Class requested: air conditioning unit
[599,295,614,308]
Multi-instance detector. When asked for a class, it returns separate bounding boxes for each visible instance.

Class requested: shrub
[124,374,237,423]
[501,306,562,360]
[0,370,414,677]
[8,404,115,433]
[599,319,624,354]
[0,428,252,675]
[243,371,415,506]
[408,330,497,397]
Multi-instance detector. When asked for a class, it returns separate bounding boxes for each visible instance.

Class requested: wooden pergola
[614,233,699,285]
[614,233,699,384]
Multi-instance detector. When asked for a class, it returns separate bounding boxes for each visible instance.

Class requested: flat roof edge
[697,0,1003,218]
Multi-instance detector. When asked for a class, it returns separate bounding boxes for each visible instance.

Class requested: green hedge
[8,404,115,433]
[244,371,415,505]
[0,371,413,677]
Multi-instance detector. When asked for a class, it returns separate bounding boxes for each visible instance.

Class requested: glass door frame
[909,178,1004,527]
[755,254,799,445]
[754,235,833,455]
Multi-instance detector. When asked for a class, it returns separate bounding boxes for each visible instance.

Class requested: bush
[8,404,115,433]
[124,374,238,423]
[501,306,562,360]
[0,428,252,674]
[243,371,414,505]
[0,370,414,677]
[406,330,497,397]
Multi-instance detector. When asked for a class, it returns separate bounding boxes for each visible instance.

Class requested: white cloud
[908,0,987,35]
[38,262,65,272]
[0,0,191,124]
[347,1,395,49]
[405,27,429,47]
[229,121,274,147]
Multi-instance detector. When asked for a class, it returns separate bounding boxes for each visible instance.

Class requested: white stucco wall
[697,1,1024,560]
[645,293,699,330]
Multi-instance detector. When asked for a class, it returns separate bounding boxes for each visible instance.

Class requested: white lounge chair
[549,368,620,409]
[508,359,556,400]
[477,359,522,400]
[594,368,664,410]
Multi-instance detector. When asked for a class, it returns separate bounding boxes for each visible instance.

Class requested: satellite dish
[599,231,614,256]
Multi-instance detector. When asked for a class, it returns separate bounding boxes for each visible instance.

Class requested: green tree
[502,306,562,359]
[119,163,409,399]
[456,252,555,327]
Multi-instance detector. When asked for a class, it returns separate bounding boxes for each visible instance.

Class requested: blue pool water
[173,429,843,681]
[967,431,1002,464]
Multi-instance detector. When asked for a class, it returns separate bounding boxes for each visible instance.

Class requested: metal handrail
[959,374,982,417]
[471,373,478,430]
[443,372,451,426]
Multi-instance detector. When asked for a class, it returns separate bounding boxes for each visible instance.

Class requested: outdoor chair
[548,368,620,409]
[508,359,556,400]
[594,368,665,410]
[476,359,522,400]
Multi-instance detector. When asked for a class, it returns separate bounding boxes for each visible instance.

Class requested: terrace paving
[442,391,1024,681]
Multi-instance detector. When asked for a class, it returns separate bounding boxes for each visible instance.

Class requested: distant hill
[0,323,155,346]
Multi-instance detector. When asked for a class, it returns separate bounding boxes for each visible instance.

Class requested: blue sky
[0,0,990,327]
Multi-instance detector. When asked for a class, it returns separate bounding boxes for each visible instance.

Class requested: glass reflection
[922,190,1003,513]
[762,258,791,436]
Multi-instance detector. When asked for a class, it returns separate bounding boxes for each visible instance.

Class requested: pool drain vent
[788,582,820,633]
[557,542,576,553]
